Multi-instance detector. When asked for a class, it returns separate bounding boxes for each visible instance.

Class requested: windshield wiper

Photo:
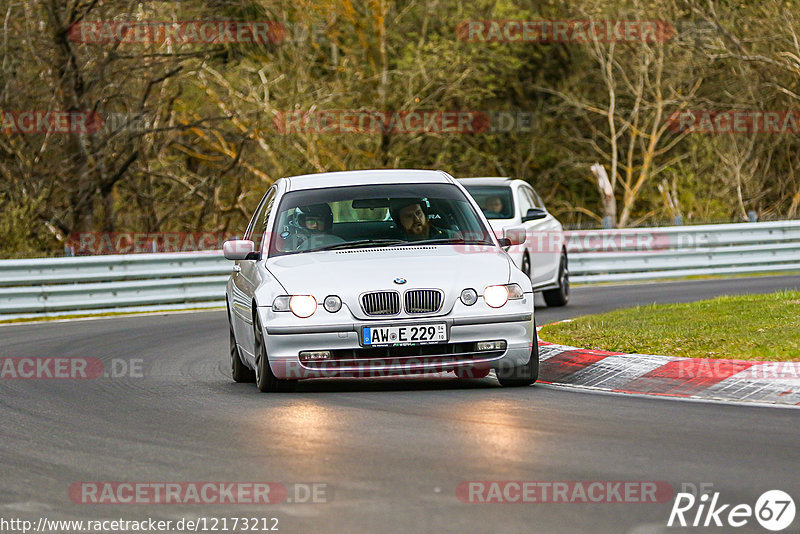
[311,239,408,252]
[412,237,493,246]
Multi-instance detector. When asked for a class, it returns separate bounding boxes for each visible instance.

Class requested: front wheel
[496,331,539,387]
[253,313,296,393]
[542,253,569,307]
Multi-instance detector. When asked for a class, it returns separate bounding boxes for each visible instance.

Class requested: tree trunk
[591,162,617,227]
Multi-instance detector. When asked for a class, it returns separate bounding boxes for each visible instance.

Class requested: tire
[230,318,255,383]
[253,312,295,393]
[521,253,531,280]
[496,330,539,387]
[542,253,569,307]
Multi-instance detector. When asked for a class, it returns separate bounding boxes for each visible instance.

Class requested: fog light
[323,295,342,313]
[299,351,332,361]
[460,288,478,306]
[477,341,506,351]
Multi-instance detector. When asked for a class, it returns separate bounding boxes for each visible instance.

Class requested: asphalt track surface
[2,275,799,534]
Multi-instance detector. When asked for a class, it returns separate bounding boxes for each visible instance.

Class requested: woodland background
[3,0,800,257]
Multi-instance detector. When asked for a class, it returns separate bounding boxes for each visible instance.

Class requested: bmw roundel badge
[394,278,407,285]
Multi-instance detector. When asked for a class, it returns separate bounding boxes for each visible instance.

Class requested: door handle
[232,265,242,273]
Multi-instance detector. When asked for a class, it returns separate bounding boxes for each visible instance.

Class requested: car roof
[458,177,523,187]
[284,169,452,191]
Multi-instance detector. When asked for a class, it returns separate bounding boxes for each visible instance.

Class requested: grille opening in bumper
[299,341,505,370]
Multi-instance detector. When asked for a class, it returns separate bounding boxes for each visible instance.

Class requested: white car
[460,177,569,307]
[222,169,539,392]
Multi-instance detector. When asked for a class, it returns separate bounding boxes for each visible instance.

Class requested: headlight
[460,288,478,306]
[289,295,317,318]
[323,295,342,313]
[272,295,317,318]
[483,284,524,308]
[483,285,509,308]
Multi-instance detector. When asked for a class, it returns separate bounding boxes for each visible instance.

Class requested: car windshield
[268,183,495,257]
[464,185,515,220]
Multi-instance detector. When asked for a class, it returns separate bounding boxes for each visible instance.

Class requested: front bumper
[258,306,535,379]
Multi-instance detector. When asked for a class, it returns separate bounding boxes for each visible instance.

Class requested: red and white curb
[536,325,800,407]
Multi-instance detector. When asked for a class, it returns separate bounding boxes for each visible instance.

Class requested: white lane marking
[538,341,800,406]
[537,383,800,410]
[538,344,576,361]
[562,353,674,389]
[706,376,800,404]
[0,501,53,512]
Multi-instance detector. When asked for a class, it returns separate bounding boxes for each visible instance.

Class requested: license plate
[361,323,447,347]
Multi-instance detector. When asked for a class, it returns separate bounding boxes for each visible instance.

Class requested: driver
[483,196,504,215]
[296,203,333,233]
[285,203,343,251]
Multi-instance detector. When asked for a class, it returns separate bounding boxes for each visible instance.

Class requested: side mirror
[498,226,527,247]
[522,208,547,222]
[223,240,258,260]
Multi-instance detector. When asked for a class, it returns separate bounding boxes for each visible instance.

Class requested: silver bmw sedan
[223,169,538,392]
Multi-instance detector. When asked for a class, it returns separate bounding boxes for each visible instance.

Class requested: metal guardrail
[0,253,231,320]
[0,221,798,320]
[567,220,800,283]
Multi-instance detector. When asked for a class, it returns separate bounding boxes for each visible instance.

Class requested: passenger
[390,198,455,241]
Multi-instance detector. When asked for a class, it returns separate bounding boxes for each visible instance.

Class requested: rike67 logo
[668,488,795,531]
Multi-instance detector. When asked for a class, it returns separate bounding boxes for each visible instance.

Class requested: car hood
[265,245,512,318]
